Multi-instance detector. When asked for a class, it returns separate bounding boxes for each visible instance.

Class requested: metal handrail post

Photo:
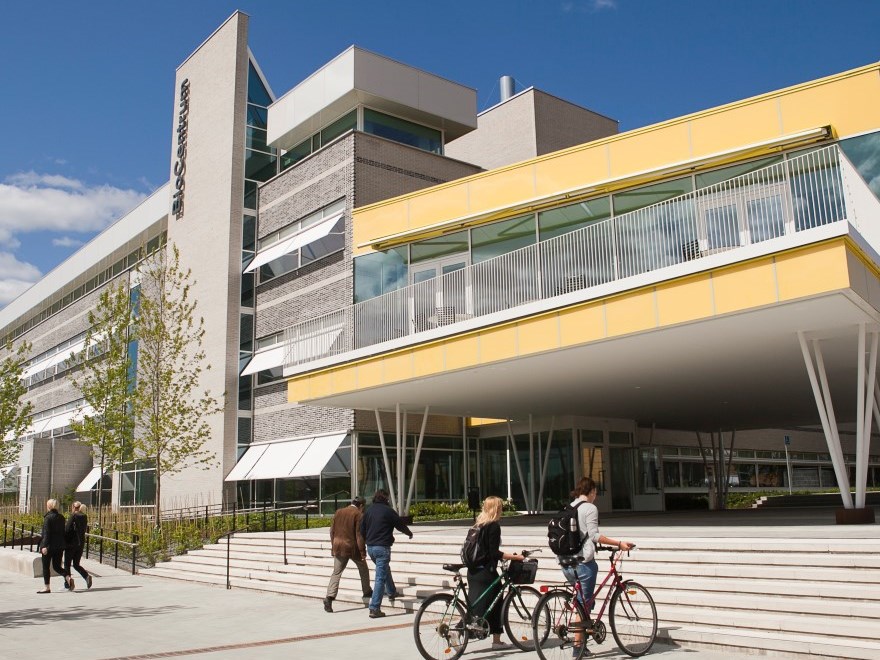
[3,519,7,546]
[132,535,138,575]
[274,509,278,531]
[262,503,266,532]
[114,529,120,569]
[29,525,34,552]
[226,532,232,589]
[20,524,25,550]
[99,528,104,564]
[205,505,209,528]
[283,512,288,565]
[232,502,236,530]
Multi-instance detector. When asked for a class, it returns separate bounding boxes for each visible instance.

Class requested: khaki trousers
[326,555,371,598]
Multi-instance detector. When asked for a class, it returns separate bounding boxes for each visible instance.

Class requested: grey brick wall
[25,436,94,503]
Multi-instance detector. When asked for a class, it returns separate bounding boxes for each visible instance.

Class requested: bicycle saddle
[442,563,466,572]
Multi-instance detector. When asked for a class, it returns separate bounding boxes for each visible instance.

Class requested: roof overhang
[267,46,477,151]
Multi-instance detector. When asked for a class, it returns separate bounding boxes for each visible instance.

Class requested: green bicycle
[413,549,544,660]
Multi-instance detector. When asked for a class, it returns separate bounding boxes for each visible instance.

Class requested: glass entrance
[580,429,609,511]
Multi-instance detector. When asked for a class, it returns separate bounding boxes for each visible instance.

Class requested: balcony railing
[283,144,876,371]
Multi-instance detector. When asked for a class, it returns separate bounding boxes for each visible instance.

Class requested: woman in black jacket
[466,496,525,651]
[37,498,67,593]
[64,501,92,590]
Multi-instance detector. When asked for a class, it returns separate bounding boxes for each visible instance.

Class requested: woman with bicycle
[468,495,526,651]
[564,477,633,656]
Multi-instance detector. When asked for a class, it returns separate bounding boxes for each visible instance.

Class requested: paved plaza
[0,557,747,660]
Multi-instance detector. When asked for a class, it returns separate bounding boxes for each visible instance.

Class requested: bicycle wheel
[502,584,542,651]
[609,581,658,657]
[532,589,589,660]
[413,593,470,660]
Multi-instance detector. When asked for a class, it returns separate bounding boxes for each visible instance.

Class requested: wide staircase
[141,519,880,658]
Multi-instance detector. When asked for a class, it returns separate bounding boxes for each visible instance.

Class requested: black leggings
[64,546,90,581]
[41,550,65,585]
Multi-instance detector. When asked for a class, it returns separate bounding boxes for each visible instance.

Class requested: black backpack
[547,501,586,556]
[460,525,490,569]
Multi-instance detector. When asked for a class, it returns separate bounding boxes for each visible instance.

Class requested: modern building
[4,11,879,517]
[0,11,614,513]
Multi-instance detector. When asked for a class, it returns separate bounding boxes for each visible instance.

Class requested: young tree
[68,282,135,525]
[133,244,222,522]
[0,341,33,468]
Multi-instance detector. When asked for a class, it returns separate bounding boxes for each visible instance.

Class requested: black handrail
[217,529,247,590]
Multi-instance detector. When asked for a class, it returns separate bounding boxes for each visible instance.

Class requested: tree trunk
[154,459,161,526]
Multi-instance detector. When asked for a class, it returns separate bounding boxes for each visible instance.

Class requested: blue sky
[0,0,878,306]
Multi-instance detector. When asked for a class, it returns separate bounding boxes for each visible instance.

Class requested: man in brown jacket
[323,496,372,612]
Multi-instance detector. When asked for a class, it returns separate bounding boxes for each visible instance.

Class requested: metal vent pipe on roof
[500,75,515,101]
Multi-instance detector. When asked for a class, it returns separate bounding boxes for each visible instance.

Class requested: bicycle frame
[543,548,628,627]
[448,561,523,630]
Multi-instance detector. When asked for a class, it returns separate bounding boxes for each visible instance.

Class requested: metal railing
[1,519,139,575]
[283,145,873,369]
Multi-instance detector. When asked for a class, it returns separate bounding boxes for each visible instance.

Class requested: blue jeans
[367,545,396,610]
[562,559,598,615]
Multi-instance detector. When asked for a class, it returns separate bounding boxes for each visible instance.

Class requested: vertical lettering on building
[171,79,190,219]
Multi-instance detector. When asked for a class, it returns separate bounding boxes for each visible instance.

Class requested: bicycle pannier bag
[547,501,585,557]
[460,525,490,569]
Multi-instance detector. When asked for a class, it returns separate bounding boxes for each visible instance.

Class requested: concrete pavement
[0,554,748,660]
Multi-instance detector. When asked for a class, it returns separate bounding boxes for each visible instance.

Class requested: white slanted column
[374,409,398,511]
[404,407,430,515]
[797,332,854,509]
[506,420,532,512]
[855,324,878,509]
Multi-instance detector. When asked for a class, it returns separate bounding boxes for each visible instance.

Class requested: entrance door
[610,446,634,510]
[409,256,470,331]
[632,447,663,511]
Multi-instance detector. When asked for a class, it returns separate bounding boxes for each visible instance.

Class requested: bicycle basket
[507,559,538,585]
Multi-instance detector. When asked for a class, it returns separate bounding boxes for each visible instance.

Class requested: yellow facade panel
[467,166,536,213]
[607,124,692,179]
[689,98,782,156]
[309,371,334,399]
[356,359,384,389]
[382,351,413,383]
[558,303,605,347]
[479,325,517,364]
[533,147,608,197]
[779,72,880,139]
[413,343,445,377]
[332,365,358,394]
[656,274,715,326]
[517,315,559,356]
[352,199,410,256]
[605,290,656,337]
[712,258,777,314]
[288,378,311,404]
[407,183,471,228]
[444,335,480,371]
[776,242,850,301]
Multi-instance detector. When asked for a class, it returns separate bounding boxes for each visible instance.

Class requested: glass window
[681,462,705,488]
[247,62,272,106]
[245,150,277,182]
[247,104,268,129]
[612,176,693,216]
[281,139,312,171]
[246,126,272,153]
[363,108,442,154]
[695,156,783,189]
[242,214,257,252]
[354,248,409,302]
[411,231,468,263]
[471,214,536,263]
[735,463,756,487]
[321,110,357,146]
[244,180,258,209]
[300,216,345,266]
[756,464,787,487]
[839,131,880,201]
[539,197,611,240]
[240,272,254,308]
[664,461,681,488]
[260,252,299,281]
[237,414,252,443]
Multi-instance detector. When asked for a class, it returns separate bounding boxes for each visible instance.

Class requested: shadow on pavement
[0,604,188,628]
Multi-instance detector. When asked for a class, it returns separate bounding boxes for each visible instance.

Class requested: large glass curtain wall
[353,137,880,305]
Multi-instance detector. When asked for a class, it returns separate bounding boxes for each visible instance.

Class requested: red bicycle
[531,545,657,659]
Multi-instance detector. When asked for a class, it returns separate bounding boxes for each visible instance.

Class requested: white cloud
[562,0,617,12]
[52,236,84,248]
[0,252,42,306]
[0,172,147,237]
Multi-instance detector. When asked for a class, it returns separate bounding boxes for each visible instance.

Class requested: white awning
[289,433,347,477]
[224,444,268,481]
[240,345,286,376]
[224,432,348,482]
[75,467,104,492]
[244,211,343,274]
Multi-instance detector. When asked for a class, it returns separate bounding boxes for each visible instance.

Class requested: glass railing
[283,144,876,370]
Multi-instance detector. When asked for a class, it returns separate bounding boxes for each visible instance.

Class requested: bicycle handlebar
[520,548,543,558]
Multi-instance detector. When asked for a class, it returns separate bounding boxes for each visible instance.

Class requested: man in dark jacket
[323,497,371,613]
[359,489,413,618]
[37,498,67,593]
